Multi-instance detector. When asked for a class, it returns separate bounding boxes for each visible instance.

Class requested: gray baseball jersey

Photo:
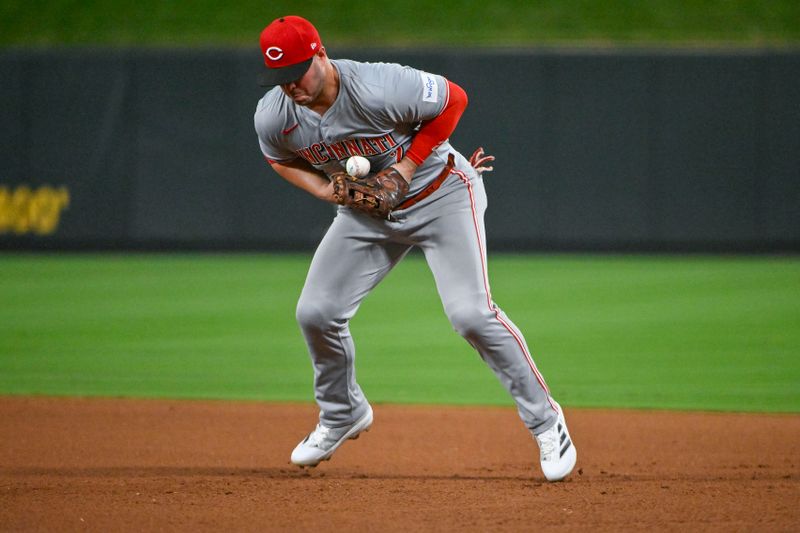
[255,59,458,197]
[255,59,560,437]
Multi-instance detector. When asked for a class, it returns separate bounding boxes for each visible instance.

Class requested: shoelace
[307,424,331,448]
[537,428,557,460]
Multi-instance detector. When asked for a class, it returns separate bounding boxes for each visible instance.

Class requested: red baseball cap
[258,16,322,87]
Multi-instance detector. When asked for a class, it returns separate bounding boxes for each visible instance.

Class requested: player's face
[280,54,326,107]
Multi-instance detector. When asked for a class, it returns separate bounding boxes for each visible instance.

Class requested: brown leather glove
[331,167,409,220]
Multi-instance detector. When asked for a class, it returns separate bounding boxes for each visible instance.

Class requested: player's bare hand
[392,157,419,183]
[469,147,494,174]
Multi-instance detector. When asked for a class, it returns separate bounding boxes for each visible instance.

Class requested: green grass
[1,253,798,413]
[1,0,799,46]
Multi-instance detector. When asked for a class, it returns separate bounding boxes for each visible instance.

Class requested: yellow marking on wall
[0,185,70,236]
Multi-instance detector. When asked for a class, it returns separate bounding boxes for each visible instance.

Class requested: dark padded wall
[1,48,797,251]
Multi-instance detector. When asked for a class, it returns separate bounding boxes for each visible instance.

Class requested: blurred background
[1,1,798,411]
[2,0,798,251]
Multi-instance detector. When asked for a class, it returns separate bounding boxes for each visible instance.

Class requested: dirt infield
[1,397,798,531]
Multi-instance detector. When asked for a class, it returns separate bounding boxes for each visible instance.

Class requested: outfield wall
[1,48,798,252]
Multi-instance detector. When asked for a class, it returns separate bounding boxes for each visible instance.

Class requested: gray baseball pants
[295,168,558,435]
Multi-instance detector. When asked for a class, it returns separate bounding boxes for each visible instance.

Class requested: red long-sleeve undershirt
[405,79,468,166]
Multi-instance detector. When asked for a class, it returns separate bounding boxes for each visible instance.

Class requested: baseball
[345,156,370,178]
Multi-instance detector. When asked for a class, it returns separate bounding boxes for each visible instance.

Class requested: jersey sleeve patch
[419,71,439,103]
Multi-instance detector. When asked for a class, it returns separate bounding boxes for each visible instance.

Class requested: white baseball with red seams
[345,155,370,178]
[255,37,575,481]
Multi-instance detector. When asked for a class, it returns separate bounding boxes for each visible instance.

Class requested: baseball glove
[331,167,409,219]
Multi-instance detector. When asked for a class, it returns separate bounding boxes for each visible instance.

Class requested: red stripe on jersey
[452,169,555,408]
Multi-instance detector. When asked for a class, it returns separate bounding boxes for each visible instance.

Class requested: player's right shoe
[290,405,373,467]
[534,402,577,482]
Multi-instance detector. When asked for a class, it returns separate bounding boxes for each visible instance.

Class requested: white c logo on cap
[266,47,284,61]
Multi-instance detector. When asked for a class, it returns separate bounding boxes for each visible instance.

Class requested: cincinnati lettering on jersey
[295,133,398,165]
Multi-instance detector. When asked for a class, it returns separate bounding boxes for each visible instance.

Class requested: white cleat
[290,405,373,467]
[534,403,577,482]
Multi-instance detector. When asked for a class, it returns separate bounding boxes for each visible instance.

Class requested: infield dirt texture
[1,396,798,531]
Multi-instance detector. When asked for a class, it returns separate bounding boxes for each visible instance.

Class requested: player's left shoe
[534,402,577,482]
[290,405,373,467]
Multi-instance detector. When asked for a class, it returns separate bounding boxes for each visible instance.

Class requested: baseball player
[254,15,576,482]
